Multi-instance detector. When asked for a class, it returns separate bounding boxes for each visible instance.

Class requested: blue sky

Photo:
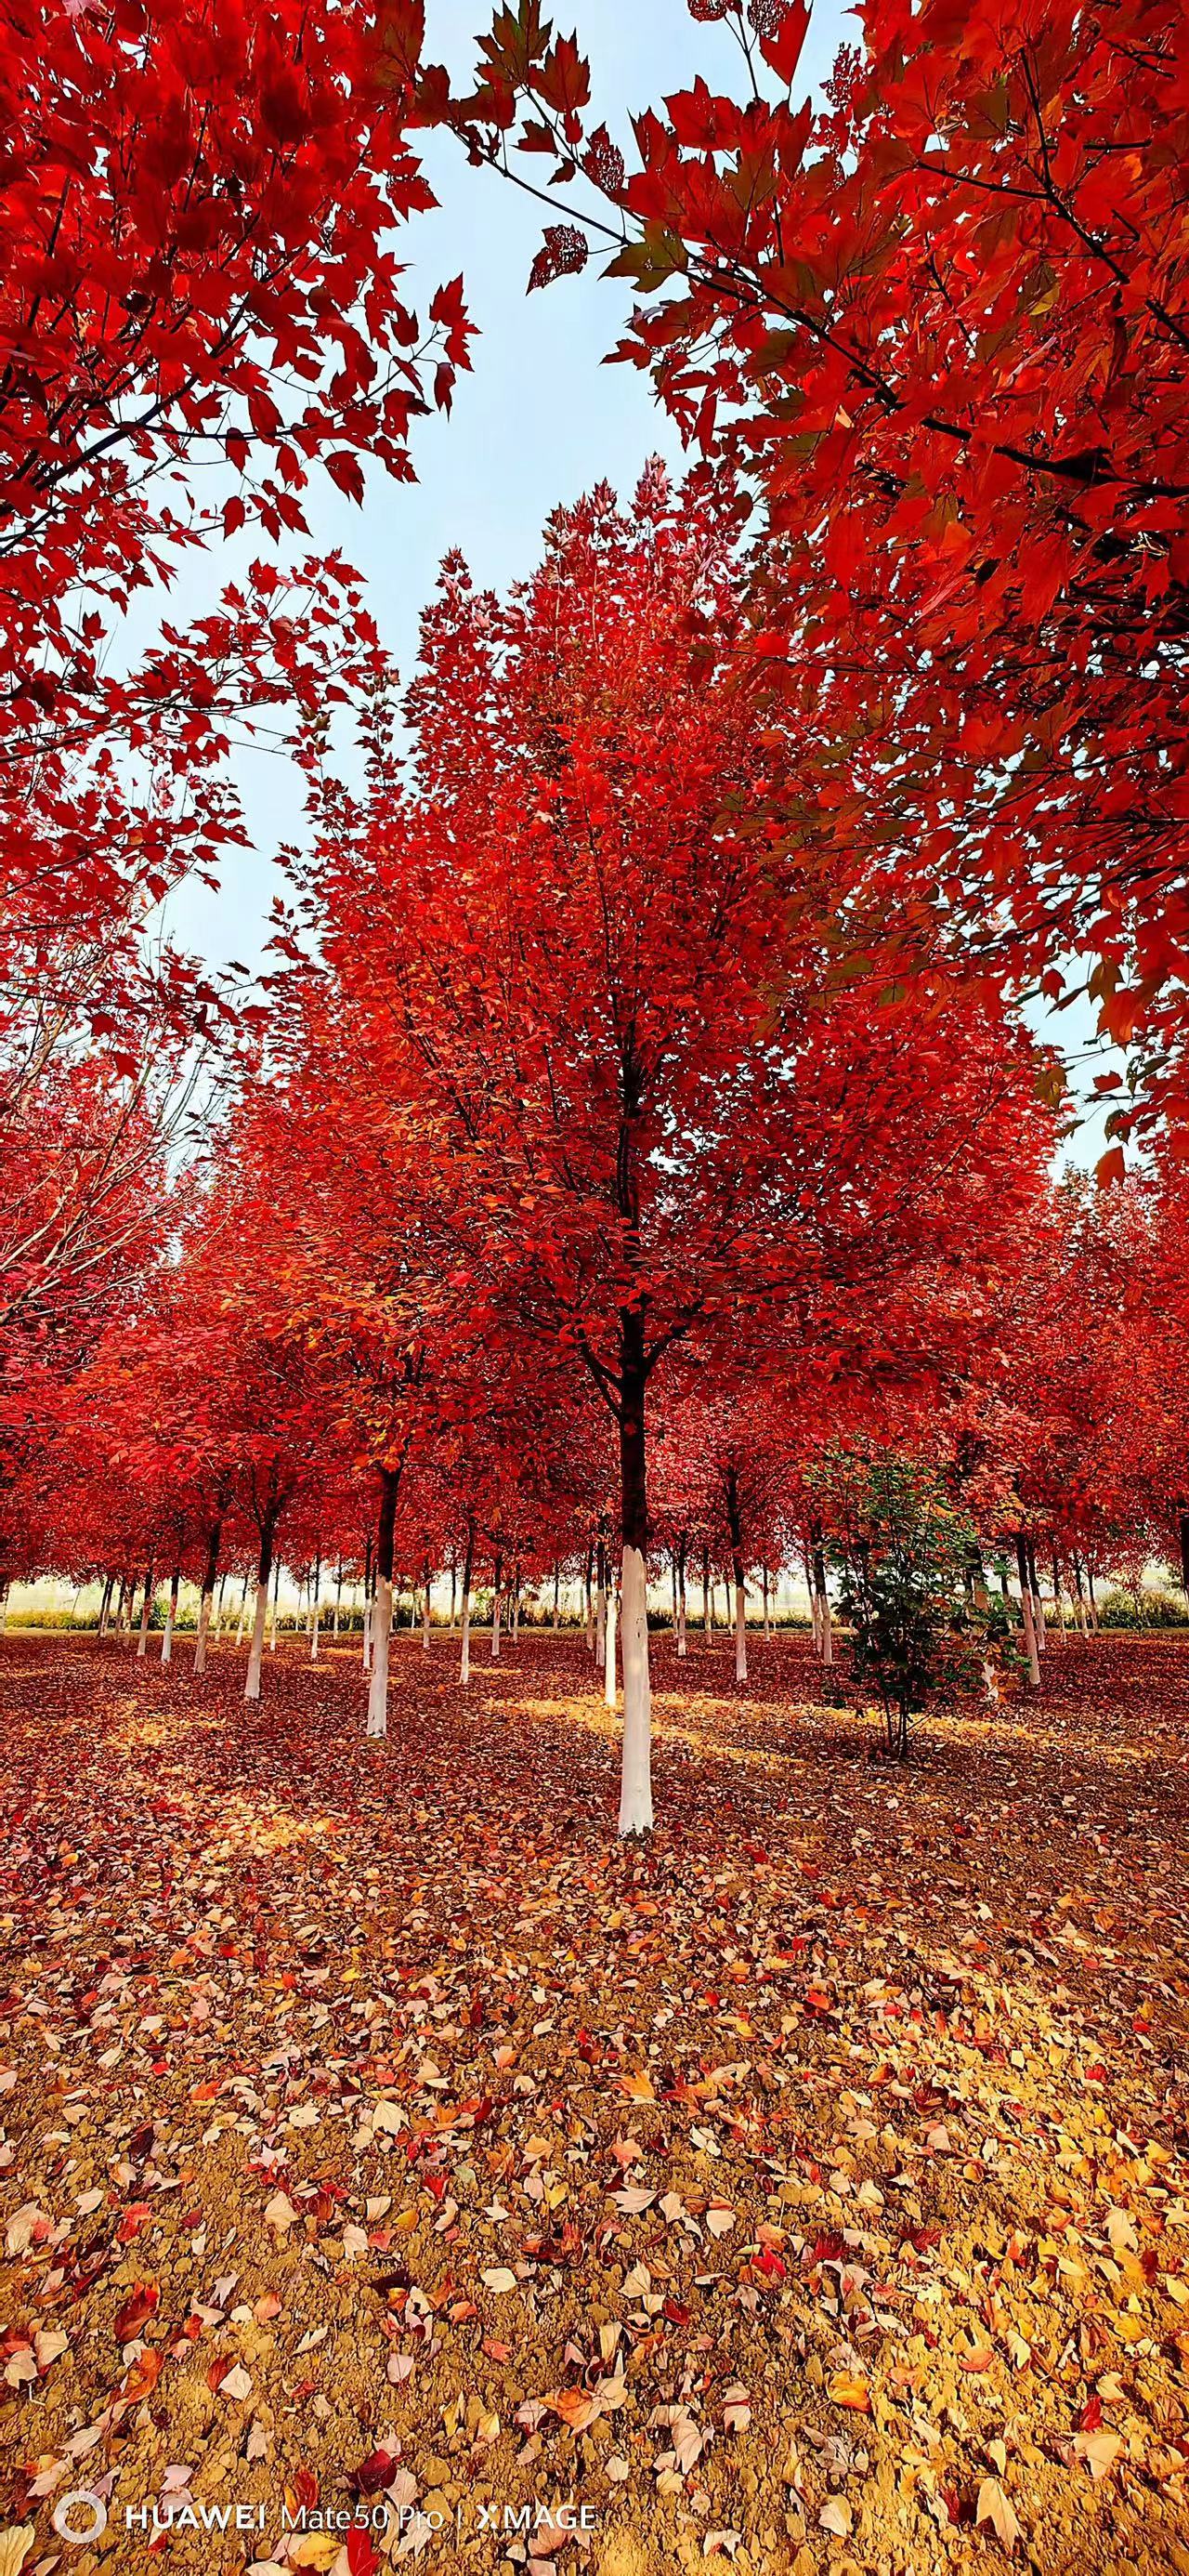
[164,0,851,971]
[157,0,1115,1161]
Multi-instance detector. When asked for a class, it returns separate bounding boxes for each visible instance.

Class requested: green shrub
[816,1449,1013,1757]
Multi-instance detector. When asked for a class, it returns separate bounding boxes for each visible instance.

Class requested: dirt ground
[0,1628,1187,2576]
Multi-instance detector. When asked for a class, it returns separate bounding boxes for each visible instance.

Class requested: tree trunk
[617,1310,652,1834]
[811,1525,833,1667]
[604,1571,618,1710]
[491,1550,503,1660]
[762,1563,770,1639]
[553,1561,560,1632]
[309,1553,320,1661]
[725,1465,748,1683]
[1052,1548,1067,1637]
[367,1467,399,1738]
[459,1513,476,1686]
[245,1523,275,1702]
[161,1560,181,1664]
[583,1541,594,1653]
[362,1532,373,1672]
[421,1553,432,1651]
[1087,1562,1099,1632]
[1015,1533,1041,1686]
[1026,1536,1045,1649]
[235,1576,250,1646]
[193,1518,223,1677]
[97,1573,113,1639]
[0,1579,9,1636]
[511,1564,520,1645]
[268,1555,281,1652]
[333,1558,343,1638]
[676,1531,687,1659]
[1179,1508,1189,1602]
[702,1544,712,1643]
[594,1527,607,1670]
[450,1562,457,1634]
[137,1561,154,1659]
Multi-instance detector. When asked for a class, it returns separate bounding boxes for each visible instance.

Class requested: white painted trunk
[460,1587,471,1685]
[309,1603,320,1662]
[618,1545,652,1836]
[244,1581,268,1701]
[367,1575,392,1735]
[594,1583,606,1670]
[676,1592,686,1658]
[193,1588,214,1676]
[98,1584,111,1641]
[511,1590,519,1644]
[1032,1588,1046,1649]
[1020,1585,1041,1687]
[735,1580,748,1682]
[422,1587,431,1651]
[161,1604,175,1664]
[810,1589,822,1656]
[604,1580,618,1711]
[819,1591,833,1668]
[491,1593,502,1661]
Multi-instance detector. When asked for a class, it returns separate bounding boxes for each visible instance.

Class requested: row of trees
[6,482,1189,1829]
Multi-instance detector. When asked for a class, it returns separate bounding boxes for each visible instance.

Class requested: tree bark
[725,1465,748,1683]
[161,1560,181,1664]
[193,1517,223,1677]
[136,1560,154,1659]
[1015,1533,1041,1686]
[459,1513,476,1685]
[702,1544,712,1643]
[491,1549,503,1660]
[367,1467,400,1737]
[810,1525,832,1667]
[421,1552,431,1651]
[676,1531,687,1658]
[617,1308,652,1833]
[245,1523,275,1702]
[594,1524,608,1670]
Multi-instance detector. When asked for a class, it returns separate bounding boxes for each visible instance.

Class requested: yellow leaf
[828,2372,871,2414]
[976,2477,1021,2548]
